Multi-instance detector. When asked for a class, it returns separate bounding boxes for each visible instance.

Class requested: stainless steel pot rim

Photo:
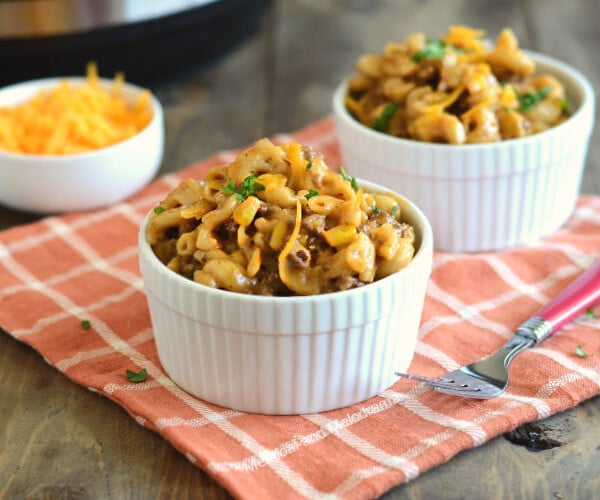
[0,0,219,38]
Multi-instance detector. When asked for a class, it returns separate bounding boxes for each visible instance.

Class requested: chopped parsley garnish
[304,189,319,199]
[81,319,91,330]
[340,167,359,192]
[586,307,596,320]
[126,368,148,383]
[411,39,447,62]
[153,206,166,214]
[371,205,381,214]
[390,205,399,217]
[575,345,588,358]
[223,178,236,194]
[223,174,265,201]
[371,102,399,132]
[306,161,313,170]
[518,86,552,112]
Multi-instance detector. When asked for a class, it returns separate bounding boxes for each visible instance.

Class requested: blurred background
[0,0,272,86]
[1,1,599,498]
[1,0,597,189]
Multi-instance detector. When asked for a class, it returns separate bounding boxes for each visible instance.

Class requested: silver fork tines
[395,333,535,398]
[395,373,482,394]
[396,371,505,398]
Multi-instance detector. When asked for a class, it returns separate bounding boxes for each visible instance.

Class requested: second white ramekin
[333,52,595,253]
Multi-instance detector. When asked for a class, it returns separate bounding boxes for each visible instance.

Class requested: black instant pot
[0,0,272,86]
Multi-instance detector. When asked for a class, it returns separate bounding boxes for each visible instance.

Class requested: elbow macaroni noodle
[146,139,416,296]
[345,26,570,144]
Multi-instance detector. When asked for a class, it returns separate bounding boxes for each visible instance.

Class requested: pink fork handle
[536,260,600,335]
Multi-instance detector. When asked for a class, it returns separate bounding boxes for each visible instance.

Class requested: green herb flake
[411,38,447,62]
[586,307,596,320]
[239,174,265,198]
[371,102,399,132]
[575,345,588,358]
[518,86,552,112]
[223,174,265,201]
[371,205,381,214]
[153,206,166,215]
[339,167,359,192]
[304,189,319,200]
[306,161,313,170]
[81,319,91,330]
[126,368,148,383]
[223,178,237,196]
[390,205,399,217]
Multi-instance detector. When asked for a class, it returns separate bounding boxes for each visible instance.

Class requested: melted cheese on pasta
[147,139,416,296]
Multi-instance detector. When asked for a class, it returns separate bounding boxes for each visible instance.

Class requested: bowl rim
[333,50,596,151]
[0,75,163,161]
[138,178,434,303]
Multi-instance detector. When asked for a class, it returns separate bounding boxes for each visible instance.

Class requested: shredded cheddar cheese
[0,62,153,155]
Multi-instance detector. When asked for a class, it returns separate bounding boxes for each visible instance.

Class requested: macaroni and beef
[146,139,416,296]
[345,26,570,144]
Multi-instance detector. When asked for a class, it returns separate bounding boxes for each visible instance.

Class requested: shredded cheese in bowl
[0,63,153,155]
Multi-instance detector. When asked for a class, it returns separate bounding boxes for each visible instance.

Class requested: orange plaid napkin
[1,117,599,500]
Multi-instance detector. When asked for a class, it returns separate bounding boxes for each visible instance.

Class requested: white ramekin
[139,180,433,415]
[333,52,595,253]
[0,77,164,213]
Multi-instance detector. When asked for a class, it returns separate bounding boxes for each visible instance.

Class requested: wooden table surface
[1,1,599,498]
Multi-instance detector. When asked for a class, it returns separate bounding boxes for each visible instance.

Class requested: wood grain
[1,1,598,498]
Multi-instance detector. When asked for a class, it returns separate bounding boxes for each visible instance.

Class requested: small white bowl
[139,180,433,415]
[333,52,595,253]
[0,77,164,213]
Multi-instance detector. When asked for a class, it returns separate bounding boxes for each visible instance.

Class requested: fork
[396,260,600,398]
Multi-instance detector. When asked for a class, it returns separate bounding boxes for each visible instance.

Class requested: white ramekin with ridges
[333,52,595,253]
[139,180,433,415]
